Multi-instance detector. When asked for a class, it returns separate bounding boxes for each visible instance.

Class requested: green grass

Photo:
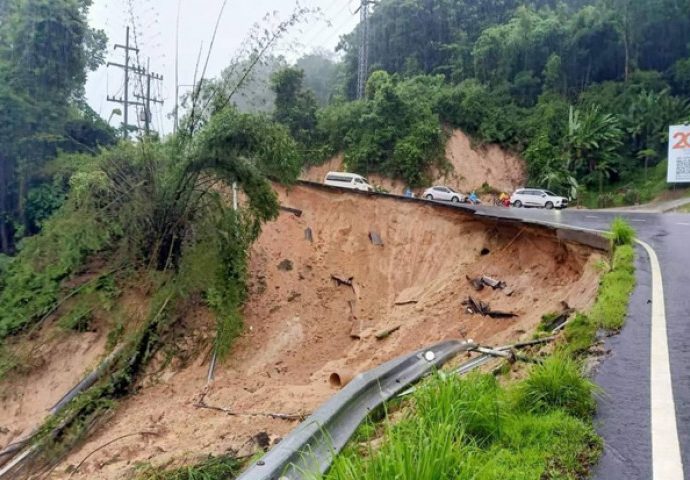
[321,371,601,480]
[590,245,636,331]
[578,160,682,208]
[514,355,598,419]
[563,220,636,352]
[135,454,242,480]
[607,217,636,247]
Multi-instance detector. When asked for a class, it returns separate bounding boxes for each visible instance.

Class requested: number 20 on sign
[668,124,690,183]
[673,131,690,149]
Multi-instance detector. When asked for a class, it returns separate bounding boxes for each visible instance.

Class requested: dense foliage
[0,0,116,254]
[267,0,690,199]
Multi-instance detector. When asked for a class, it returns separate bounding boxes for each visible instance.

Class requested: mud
[32,184,603,479]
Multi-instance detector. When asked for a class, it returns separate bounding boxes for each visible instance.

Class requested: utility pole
[107,27,141,139]
[356,0,375,99]
[133,58,164,135]
[108,29,164,137]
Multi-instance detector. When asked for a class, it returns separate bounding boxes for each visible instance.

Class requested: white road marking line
[586,215,599,219]
[522,218,684,479]
[630,219,647,222]
[676,222,690,226]
[638,239,685,480]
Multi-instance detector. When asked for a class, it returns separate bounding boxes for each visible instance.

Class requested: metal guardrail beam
[236,340,475,480]
[294,181,610,252]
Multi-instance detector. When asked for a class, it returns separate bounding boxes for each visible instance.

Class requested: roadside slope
[43,184,599,479]
[302,129,526,195]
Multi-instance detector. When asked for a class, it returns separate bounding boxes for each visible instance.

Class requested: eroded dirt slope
[302,129,526,195]
[43,185,600,479]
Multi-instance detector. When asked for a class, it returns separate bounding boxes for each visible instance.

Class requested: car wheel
[513,200,522,208]
[545,201,554,210]
[451,196,460,203]
[425,194,433,200]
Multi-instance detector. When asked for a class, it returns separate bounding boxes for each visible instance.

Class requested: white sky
[85,0,361,135]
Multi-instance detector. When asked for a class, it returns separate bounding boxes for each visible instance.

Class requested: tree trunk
[0,152,14,254]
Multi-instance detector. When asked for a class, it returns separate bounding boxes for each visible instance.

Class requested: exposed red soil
[41,184,602,479]
[302,129,526,196]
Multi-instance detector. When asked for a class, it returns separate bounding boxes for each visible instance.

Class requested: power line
[107,27,164,138]
[356,1,376,99]
[107,26,140,138]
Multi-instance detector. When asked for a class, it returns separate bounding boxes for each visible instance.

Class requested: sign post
[668,124,690,183]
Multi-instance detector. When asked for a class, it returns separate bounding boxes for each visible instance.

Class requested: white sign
[668,124,690,183]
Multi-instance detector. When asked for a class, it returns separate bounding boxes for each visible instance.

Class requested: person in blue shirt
[468,191,480,205]
[404,187,414,198]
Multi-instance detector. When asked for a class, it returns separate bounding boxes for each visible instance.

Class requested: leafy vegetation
[254,0,690,199]
[0,0,116,254]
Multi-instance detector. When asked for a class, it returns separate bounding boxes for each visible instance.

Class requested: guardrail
[291,180,610,252]
[236,339,475,480]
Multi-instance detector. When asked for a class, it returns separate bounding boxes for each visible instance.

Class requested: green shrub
[514,355,597,419]
[612,244,635,274]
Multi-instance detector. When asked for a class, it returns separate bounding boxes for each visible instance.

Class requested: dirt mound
[31,185,598,479]
[302,129,526,195]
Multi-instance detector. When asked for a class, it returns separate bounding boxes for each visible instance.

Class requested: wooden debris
[348,300,363,339]
[331,274,353,287]
[481,276,507,290]
[462,296,518,318]
[194,401,305,421]
[279,205,303,217]
[375,324,401,340]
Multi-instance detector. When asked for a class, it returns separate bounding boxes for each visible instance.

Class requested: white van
[323,172,374,192]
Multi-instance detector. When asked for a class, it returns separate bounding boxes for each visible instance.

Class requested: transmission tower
[356,0,375,99]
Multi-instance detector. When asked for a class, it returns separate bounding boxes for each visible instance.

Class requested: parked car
[510,188,568,209]
[323,172,374,192]
[423,186,466,203]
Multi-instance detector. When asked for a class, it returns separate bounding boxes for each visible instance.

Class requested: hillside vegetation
[269,0,690,202]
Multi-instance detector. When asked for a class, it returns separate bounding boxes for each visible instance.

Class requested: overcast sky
[85,0,360,135]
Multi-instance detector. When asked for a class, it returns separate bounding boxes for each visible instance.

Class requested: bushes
[314,72,447,188]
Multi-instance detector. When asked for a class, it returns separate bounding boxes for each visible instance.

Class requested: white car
[423,186,466,203]
[323,172,374,192]
[510,188,568,209]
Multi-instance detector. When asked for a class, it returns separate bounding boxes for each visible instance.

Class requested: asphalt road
[472,205,690,480]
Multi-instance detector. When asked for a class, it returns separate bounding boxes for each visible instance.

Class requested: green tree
[566,106,624,192]
[271,67,318,146]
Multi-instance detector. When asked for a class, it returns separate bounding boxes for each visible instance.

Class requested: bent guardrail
[236,339,475,480]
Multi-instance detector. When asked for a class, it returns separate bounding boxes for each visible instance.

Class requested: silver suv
[510,189,568,209]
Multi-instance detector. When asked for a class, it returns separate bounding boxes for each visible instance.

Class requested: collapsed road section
[2,183,606,480]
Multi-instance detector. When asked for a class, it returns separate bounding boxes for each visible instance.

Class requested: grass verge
[323,367,601,480]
